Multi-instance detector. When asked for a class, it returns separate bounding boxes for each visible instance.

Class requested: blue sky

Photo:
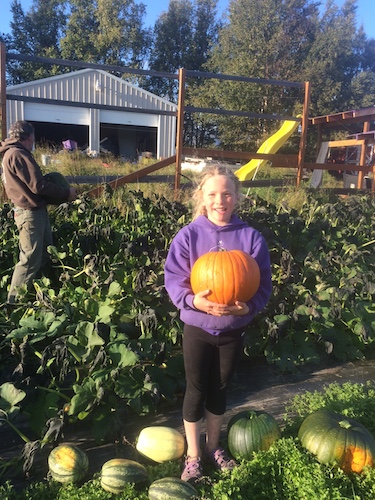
[1,0,374,39]
[0,0,228,33]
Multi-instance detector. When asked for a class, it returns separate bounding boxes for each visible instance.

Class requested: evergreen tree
[302,0,367,116]
[6,0,150,84]
[145,0,219,148]
[350,71,375,109]
[191,0,320,150]
[362,38,375,73]
[146,0,219,102]
[348,34,375,110]
[59,0,98,63]
[0,33,12,46]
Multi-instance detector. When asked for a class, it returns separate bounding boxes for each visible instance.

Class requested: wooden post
[0,42,7,141]
[174,68,186,196]
[296,81,311,186]
[357,120,370,189]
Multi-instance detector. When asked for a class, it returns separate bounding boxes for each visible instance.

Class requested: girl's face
[201,174,238,226]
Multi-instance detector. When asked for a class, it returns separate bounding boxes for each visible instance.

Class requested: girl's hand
[193,290,228,316]
[193,291,249,317]
[226,301,250,316]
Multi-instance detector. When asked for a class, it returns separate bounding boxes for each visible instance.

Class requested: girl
[164,165,272,484]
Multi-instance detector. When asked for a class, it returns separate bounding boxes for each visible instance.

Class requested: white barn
[5,69,177,160]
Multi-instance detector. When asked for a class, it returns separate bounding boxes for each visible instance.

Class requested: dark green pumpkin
[227,410,281,460]
[298,409,375,473]
[148,477,198,499]
[44,171,70,205]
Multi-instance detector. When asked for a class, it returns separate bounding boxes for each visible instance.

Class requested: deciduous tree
[7,0,67,84]
[60,0,151,69]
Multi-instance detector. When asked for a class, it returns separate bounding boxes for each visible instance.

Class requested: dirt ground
[3,356,375,490]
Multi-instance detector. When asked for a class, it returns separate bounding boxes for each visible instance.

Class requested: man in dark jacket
[0,120,77,304]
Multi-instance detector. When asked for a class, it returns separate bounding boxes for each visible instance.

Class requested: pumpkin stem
[339,419,352,429]
[218,241,226,251]
[209,241,227,252]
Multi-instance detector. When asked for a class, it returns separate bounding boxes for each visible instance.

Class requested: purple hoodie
[164,214,272,335]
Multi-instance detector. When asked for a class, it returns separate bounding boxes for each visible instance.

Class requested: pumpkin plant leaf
[97,299,116,324]
[0,383,26,415]
[107,343,139,368]
[25,391,61,436]
[68,378,97,416]
[107,281,122,297]
[74,321,105,348]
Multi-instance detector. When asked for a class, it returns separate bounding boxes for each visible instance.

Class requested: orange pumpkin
[190,249,260,305]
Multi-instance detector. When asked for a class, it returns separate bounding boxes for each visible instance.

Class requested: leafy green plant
[238,192,375,370]
[1,187,375,482]
[209,435,375,500]
[283,381,375,436]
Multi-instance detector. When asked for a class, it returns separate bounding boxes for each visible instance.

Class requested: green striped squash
[48,444,89,483]
[100,458,148,494]
[136,426,185,463]
[227,410,281,460]
[148,477,198,499]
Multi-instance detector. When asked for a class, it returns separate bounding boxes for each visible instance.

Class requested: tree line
[1,0,374,152]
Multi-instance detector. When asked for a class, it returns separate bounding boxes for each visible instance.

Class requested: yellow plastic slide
[235,119,300,181]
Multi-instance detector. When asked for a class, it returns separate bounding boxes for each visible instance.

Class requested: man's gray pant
[8,206,53,303]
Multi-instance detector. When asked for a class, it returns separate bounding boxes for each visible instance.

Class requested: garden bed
[3,354,375,494]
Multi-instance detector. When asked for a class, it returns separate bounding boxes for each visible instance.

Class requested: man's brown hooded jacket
[0,138,69,209]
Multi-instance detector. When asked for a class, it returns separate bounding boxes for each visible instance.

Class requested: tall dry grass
[1,146,346,211]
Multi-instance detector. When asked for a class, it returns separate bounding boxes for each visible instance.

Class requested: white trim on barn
[6,69,177,159]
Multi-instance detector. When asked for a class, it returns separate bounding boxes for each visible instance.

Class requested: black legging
[182,324,245,422]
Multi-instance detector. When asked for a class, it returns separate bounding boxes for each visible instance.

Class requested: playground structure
[311,139,374,189]
[0,43,374,196]
[309,108,375,191]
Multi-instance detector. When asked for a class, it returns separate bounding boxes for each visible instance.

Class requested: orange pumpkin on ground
[190,249,260,305]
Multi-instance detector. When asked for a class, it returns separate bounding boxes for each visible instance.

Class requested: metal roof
[7,68,177,112]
